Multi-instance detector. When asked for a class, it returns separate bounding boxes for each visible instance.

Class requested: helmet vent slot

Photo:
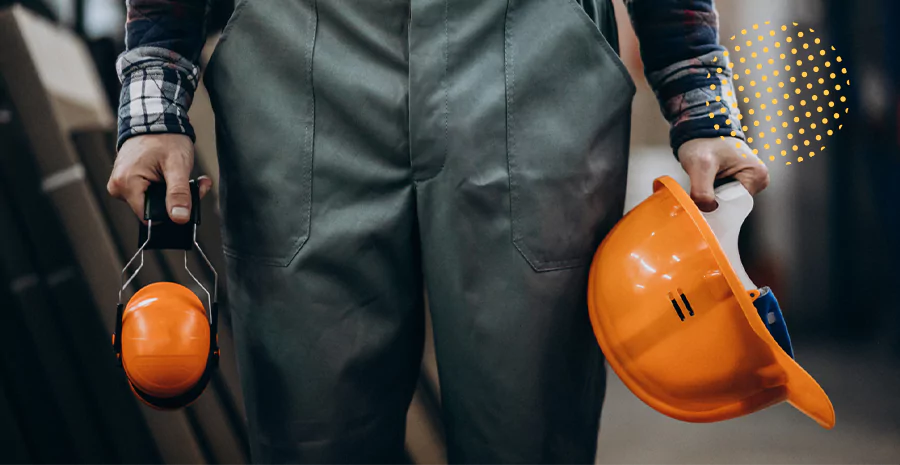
[669,289,695,321]
[669,291,686,321]
[678,289,695,317]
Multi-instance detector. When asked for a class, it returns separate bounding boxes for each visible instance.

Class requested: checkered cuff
[116,47,200,150]
[647,50,747,157]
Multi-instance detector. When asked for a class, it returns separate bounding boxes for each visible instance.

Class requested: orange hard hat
[588,176,834,429]
[117,282,215,409]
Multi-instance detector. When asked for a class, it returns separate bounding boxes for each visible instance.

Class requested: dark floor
[595,341,900,464]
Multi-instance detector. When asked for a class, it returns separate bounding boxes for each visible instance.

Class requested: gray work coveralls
[204,0,636,462]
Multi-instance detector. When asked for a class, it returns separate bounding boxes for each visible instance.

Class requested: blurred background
[0,0,897,463]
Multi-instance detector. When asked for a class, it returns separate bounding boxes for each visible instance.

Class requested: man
[108,0,768,462]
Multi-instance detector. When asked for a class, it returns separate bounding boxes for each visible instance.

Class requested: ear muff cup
[120,282,216,409]
[128,354,217,410]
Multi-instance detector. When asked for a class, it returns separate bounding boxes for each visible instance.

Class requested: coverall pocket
[204,0,318,267]
[504,0,636,272]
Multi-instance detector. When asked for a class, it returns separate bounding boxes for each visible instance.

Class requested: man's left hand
[677,137,770,212]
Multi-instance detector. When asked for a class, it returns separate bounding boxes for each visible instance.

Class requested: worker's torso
[204,0,636,269]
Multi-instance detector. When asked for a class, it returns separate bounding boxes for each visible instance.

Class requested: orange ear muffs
[115,282,218,410]
[113,180,220,410]
[587,176,834,429]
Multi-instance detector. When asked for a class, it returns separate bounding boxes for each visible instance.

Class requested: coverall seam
[406,3,413,179]
[504,0,516,258]
[413,0,450,185]
[301,0,318,265]
[442,0,449,179]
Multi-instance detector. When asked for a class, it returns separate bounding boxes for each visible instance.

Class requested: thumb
[162,155,193,224]
[685,156,719,212]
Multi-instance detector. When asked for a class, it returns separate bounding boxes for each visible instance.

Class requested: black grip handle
[143,180,201,223]
[138,180,201,250]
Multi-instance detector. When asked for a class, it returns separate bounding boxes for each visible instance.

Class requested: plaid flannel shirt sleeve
[116,0,209,150]
[624,0,745,157]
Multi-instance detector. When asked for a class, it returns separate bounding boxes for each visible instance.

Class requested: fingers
[161,152,194,224]
[678,137,772,212]
[107,171,151,224]
[197,175,213,199]
[717,145,770,196]
[683,153,719,212]
[123,179,151,223]
[107,134,206,225]
[733,162,770,195]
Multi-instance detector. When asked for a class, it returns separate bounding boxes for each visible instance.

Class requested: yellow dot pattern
[713,22,850,166]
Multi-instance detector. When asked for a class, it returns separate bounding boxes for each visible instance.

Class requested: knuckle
[107,176,124,196]
[167,186,192,202]
[168,183,191,194]
[164,146,192,165]
[694,151,714,164]
[684,157,713,176]
[692,189,715,202]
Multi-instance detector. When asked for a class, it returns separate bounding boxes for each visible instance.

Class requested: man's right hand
[107,134,213,224]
